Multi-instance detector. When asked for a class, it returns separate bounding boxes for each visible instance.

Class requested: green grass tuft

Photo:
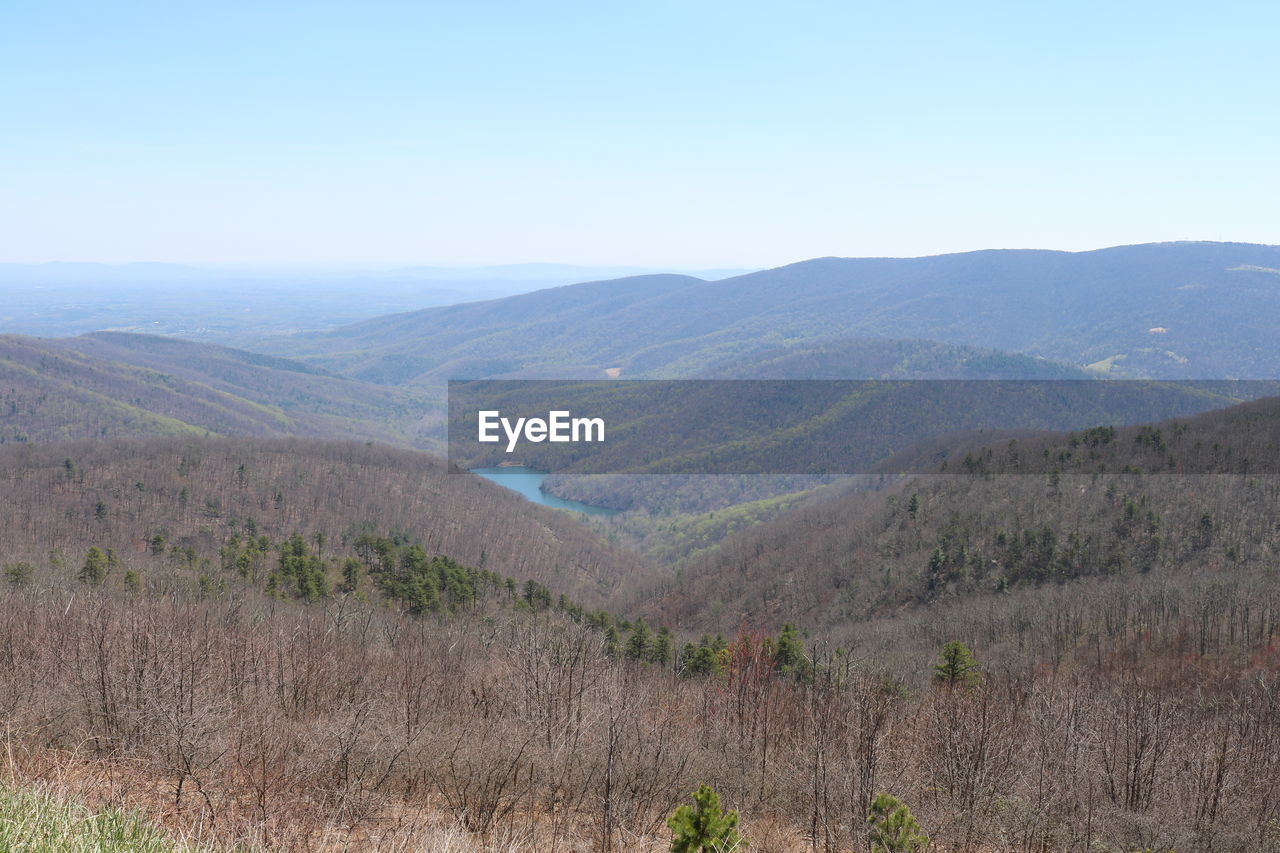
[0,782,212,853]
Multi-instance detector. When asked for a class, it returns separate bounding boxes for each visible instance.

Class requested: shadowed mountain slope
[642,394,1280,632]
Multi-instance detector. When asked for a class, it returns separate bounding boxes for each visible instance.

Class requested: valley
[2,244,1278,852]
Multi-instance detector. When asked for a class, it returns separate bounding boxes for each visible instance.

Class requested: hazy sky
[3,1,1277,267]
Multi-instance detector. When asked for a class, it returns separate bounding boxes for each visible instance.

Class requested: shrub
[867,792,928,853]
[668,784,744,852]
[2,562,33,587]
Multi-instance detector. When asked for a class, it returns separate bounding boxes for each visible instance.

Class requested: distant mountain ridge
[0,262,752,342]
[257,241,1280,383]
[0,261,751,284]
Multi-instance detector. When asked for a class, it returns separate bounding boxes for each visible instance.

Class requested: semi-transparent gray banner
[447,379,1280,475]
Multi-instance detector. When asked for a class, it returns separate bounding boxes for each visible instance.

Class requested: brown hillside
[651,396,1280,634]
[0,437,645,605]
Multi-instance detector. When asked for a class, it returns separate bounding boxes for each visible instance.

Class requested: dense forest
[0,394,1276,850]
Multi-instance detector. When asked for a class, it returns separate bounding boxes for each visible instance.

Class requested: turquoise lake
[471,467,619,516]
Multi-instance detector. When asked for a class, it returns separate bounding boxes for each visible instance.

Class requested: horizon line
[3,239,1277,272]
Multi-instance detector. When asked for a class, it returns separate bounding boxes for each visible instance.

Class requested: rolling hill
[0,333,436,447]
[0,436,643,605]
[258,241,1280,383]
[642,393,1280,633]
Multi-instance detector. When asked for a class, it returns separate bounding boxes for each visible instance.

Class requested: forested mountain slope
[0,334,434,447]
[646,394,1280,633]
[694,337,1093,379]
[0,411,1275,853]
[1,431,1274,853]
[260,242,1280,383]
[266,273,703,382]
[0,437,643,604]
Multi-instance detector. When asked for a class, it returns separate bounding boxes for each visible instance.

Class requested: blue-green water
[471,467,619,516]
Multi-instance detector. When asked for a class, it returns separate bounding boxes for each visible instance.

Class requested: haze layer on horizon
[3,1,1278,268]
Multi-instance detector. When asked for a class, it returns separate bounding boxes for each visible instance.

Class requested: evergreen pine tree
[933,640,981,686]
[78,547,108,585]
[667,785,743,853]
[772,623,805,675]
[626,618,651,661]
[3,562,33,587]
[340,558,362,593]
[867,792,928,852]
[685,644,721,677]
[648,626,674,665]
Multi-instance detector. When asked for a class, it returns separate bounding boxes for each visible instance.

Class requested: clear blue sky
[3,1,1277,267]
